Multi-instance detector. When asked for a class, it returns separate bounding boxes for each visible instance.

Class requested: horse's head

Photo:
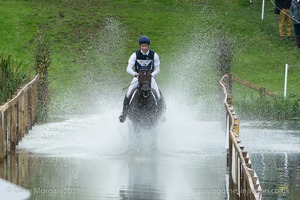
[137,70,152,97]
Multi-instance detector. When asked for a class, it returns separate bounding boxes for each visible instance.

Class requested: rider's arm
[126,53,138,76]
[151,53,160,77]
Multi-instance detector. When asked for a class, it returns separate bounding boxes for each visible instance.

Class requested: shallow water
[0,101,228,200]
[240,121,300,200]
[1,103,299,200]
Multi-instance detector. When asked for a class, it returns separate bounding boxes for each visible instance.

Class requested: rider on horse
[119,36,162,123]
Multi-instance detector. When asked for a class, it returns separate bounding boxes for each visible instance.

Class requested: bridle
[137,71,152,97]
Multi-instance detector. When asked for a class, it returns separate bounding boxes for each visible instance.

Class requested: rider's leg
[151,78,166,121]
[119,95,130,123]
[126,77,138,98]
[151,78,161,99]
[119,78,138,123]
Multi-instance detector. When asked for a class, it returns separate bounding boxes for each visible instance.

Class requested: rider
[119,36,161,123]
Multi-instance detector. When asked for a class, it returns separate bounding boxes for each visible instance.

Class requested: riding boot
[157,96,167,122]
[119,96,130,123]
[296,35,300,48]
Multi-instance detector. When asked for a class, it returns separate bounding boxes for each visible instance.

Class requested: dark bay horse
[127,70,166,129]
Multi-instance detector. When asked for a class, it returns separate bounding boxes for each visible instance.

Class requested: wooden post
[228,134,233,176]
[0,113,4,161]
[240,166,246,200]
[235,150,239,194]
[19,93,26,138]
[259,87,266,96]
[17,96,23,141]
[31,80,38,124]
[7,108,11,154]
[24,91,29,134]
[3,112,8,159]
[234,117,240,136]
[227,74,233,105]
[0,149,4,175]
[28,85,33,128]
[11,104,17,150]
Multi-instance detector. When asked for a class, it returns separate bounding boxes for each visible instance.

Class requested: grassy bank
[0,0,299,118]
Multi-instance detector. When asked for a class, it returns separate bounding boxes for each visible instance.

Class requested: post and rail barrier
[233,63,300,99]
[0,75,39,161]
[232,75,275,97]
[219,74,262,200]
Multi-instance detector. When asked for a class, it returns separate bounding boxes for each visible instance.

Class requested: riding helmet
[138,36,150,45]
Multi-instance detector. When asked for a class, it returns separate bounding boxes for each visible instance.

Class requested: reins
[122,80,138,91]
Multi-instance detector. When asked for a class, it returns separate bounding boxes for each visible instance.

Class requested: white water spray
[19,17,228,157]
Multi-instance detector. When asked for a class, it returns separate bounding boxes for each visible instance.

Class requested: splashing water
[19,24,226,157]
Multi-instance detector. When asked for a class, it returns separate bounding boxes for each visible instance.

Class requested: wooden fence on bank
[219,74,262,200]
[0,75,39,161]
[232,75,275,97]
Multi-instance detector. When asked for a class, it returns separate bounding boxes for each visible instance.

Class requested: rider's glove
[134,72,138,77]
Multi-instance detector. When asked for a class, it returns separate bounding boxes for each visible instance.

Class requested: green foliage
[0,51,30,105]
[234,95,300,120]
[34,30,51,78]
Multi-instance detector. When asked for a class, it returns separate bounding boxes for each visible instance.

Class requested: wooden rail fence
[0,75,39,161]
[219,74,262,200]
[232,75,275,97]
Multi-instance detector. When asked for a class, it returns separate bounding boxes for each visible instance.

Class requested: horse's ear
[145,71,152,80]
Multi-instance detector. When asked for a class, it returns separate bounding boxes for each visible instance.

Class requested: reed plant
[0,51,29,105]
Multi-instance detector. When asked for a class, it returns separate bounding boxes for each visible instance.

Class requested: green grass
[0,0,299,118]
